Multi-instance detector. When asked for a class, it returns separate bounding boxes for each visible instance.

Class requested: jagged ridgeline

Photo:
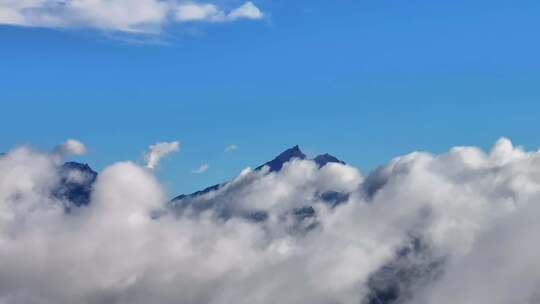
[171,145,349,221]
[53,146,349,210]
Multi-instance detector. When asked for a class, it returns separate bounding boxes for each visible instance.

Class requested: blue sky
[1,0,540,195]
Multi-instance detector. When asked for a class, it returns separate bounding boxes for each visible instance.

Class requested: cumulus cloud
[225,144,238,152]
[54,138,87,156]
[192,163,209,174]
[0,0,264,33]
[1,138,540,304]
[145,141,180,169]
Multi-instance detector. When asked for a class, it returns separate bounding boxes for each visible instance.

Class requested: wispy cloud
[225,144,238,152]
[0,1,264,33]
[192,163,209,174]
[145,141,180,169]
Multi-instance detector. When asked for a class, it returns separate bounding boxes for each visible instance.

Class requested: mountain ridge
[53,145,346,206]
[174,145,345,200]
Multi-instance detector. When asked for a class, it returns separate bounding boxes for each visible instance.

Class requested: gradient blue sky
[1,0,540,196]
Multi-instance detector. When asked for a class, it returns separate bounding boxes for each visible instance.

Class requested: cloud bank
[1,138,540,304]
[0,0,264,33]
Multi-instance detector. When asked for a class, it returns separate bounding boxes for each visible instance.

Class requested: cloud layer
[1,138,540,304]
[0,0,264,33]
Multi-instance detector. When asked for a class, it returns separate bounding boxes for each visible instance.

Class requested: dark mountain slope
[54,162,97,207]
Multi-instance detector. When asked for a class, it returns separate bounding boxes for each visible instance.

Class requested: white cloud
[192,163,209,174]
[54,139,87,156]
[175,1,263,23]
[225,144,238,152]
[227,1,264,21]
[175,2,224,22]
[0,0,264,33]
[145,141,180,169]
[2,138,540,303]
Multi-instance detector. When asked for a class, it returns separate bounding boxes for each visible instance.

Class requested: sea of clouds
[0,138,539,304]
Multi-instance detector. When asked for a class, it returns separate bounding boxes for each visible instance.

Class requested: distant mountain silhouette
[314,153,346,167]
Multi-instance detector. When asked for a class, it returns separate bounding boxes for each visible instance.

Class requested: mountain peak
[174,146,347,202]
[313,153,346,168]
[255,145,307,172]
[56,162,97,207]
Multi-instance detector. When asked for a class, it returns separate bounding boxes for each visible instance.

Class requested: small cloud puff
[54,139,87,156]
[225,144,238,152]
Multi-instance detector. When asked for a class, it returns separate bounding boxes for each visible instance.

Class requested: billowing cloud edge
[1,137,540,304]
